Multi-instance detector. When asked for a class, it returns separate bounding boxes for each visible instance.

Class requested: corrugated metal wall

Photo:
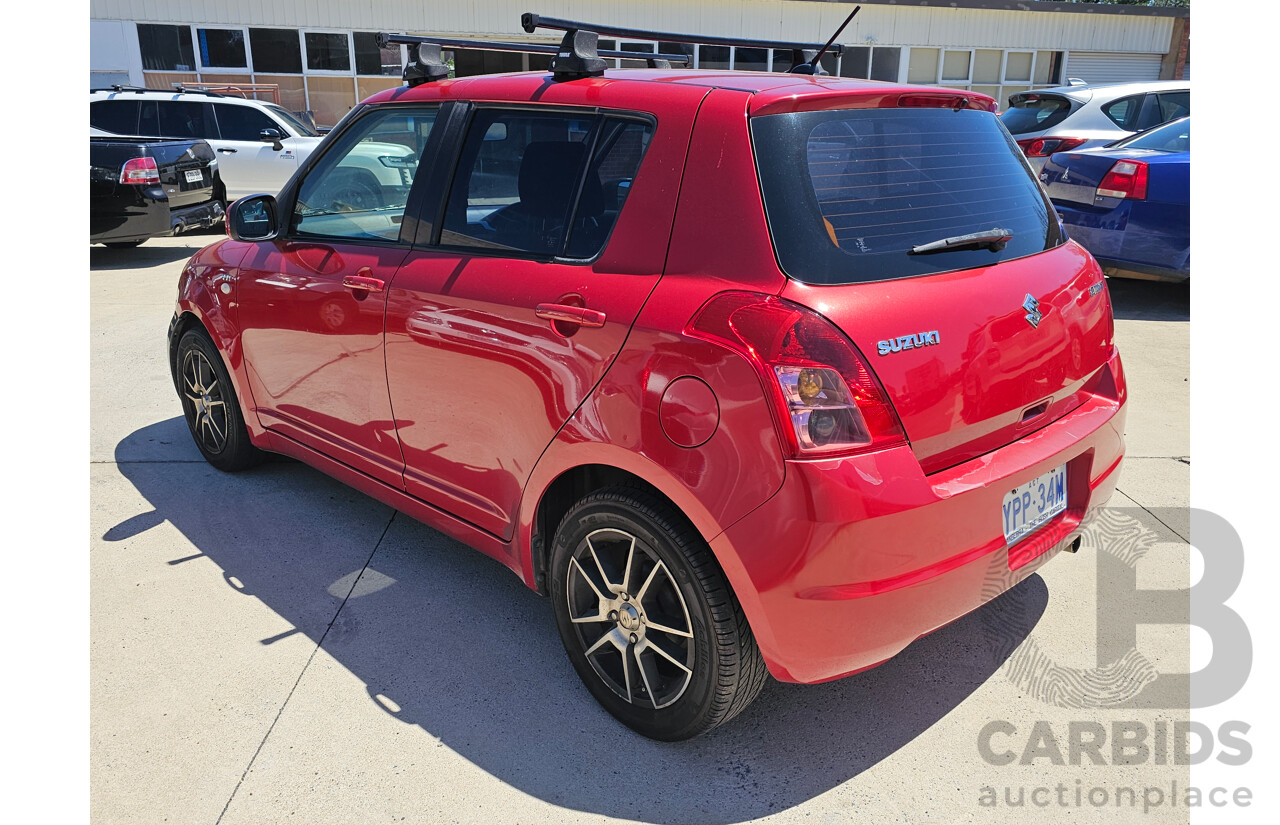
[1065,52,1164,85]
[89,0,1175,53]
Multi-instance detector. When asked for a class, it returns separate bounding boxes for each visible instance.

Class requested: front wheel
[549,488,767,740]
[176,328,264,472]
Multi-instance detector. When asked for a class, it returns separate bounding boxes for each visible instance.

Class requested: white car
[1000,79,1190,171]
[89,87,410,204]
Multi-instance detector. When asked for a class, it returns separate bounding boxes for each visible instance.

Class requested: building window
[198,28,247,69]
[906,47,1064,111]
[138,24,195,72]
[250,28,302,74]
[305,32,352,72]
[354,32,402,76]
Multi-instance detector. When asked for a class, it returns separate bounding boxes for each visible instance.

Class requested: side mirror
[259,128,285,151]
[226,194,279,242]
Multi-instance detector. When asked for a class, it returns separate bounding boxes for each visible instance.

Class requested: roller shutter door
[1065,52,1162,85]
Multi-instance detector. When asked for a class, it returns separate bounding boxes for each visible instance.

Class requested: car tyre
[549,487,767,740]
[176,328,264,472]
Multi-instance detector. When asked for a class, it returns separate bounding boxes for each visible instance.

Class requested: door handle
[535,303,606,328]
[218,148,238,154]
[343,274,385,293]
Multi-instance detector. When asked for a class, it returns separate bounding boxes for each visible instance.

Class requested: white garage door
[1065,52,1163,85]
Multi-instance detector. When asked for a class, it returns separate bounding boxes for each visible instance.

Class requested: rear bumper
[712,351,1127,684]
[170,199,224,234]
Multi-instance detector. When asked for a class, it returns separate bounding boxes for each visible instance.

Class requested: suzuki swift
[168,18,1127,741]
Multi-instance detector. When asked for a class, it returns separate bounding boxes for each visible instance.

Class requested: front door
[211,102,301,200]
[238,105,440,486]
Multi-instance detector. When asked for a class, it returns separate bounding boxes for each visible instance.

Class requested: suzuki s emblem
[1023,294,1043,328]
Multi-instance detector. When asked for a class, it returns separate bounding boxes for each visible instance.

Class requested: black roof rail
[90,85,151,94]
[520,10,851,75]
[377,32,691,86]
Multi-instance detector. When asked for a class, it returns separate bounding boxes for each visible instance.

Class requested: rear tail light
[120,156,160,186]
[1016,137,1088,157]
[1096,159,1149,200]
[687,292,906,458]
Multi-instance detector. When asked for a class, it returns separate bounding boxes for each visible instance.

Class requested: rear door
[753,104,1115,474]
[384,95,699,539]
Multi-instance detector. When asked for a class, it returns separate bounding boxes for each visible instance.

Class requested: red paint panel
[780,241,1114,474]
[237,240,409,487]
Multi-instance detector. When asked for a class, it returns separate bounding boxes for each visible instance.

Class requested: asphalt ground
[90,234,1191,824]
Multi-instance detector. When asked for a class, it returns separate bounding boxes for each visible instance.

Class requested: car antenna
[793,5,860,76]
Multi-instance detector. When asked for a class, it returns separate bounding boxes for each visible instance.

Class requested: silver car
[1001,79,1190,171]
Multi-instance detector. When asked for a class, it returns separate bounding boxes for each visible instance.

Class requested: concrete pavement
[91,235,1192,824]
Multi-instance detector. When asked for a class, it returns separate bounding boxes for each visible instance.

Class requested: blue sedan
[1040,116,1189,282]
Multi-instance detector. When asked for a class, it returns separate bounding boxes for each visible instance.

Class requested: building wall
[89,0,1182,125]
[89,0,1176,52]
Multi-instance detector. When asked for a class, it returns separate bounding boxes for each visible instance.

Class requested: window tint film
[292,106,438,241]
[305,32,351,71]
[1102,95,1145,131]
[442,111,652,258]
[158,101,213,139]
[1000,94,1073,134]
[752,107,1060,285]
[214,104,278,142]
[249,28,302,74]
[1157,91,1190,123]
[198,29,247,68]
[91,100,140,135]
[138,24,195,71]
[566,119,653,258]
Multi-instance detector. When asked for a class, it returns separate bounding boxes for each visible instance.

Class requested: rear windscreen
[752,107,1062,285]
[1000,95,1074,134]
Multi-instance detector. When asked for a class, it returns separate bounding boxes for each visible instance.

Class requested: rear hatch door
[148,140,218,209]
[754,102,1115,474]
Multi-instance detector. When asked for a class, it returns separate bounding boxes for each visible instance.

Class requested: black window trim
[279,101,447,249]
[425,102,658,267]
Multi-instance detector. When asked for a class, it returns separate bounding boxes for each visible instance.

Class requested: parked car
[1040,116,1190,282]
[167,22,1127,741]
[90,87,406,205]
[1002,79,1189,171]
[90,135,224,247]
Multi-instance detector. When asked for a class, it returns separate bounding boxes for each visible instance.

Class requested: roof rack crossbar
[520,12,844,58]
[378,32,690,85]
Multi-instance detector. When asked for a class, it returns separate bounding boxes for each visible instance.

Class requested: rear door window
[999,94,1073,134]
[1102,94,1147,131]
[91,100,140,135]
[440,109,652,259]
[752,107,1061,285]
[1156,91,1190,123]
[158,101,215,139]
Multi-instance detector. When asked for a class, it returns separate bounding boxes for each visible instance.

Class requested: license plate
[1002,464,1067,545]
[185,169,203,183]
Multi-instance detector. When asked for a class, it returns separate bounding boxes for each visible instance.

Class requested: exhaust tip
[1064,535,1082,553]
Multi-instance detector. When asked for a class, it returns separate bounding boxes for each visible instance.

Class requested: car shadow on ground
[90,239,215,270]
[1106,277,1189,322]
[110,418,1048,824]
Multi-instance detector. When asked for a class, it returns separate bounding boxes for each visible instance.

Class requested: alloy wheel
[181,348,229,455]
[565,527,696,709]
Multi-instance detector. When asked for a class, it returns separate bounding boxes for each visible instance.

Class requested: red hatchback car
[168,25,1126,740]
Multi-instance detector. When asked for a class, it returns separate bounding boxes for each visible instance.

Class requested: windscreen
[1000,94,1074,135]
[752,107,1062,285]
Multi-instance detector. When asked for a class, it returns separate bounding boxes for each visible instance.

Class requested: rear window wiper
[909,228,1013,255]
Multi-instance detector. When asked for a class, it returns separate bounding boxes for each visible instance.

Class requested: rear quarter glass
[751,107,1062,286]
